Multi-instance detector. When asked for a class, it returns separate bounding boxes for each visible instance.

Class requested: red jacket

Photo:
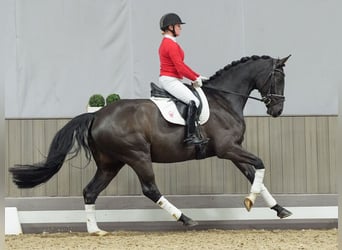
[159,37,199,81]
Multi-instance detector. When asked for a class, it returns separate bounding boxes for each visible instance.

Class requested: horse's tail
[9,113,95,188]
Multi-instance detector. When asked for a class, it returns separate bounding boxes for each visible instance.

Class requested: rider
[158,13,209,145]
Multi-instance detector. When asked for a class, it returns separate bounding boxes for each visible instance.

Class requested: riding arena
[4,1,339,249]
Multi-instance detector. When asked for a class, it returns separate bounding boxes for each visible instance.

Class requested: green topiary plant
[88,94,105,107]
[106,93,120,105]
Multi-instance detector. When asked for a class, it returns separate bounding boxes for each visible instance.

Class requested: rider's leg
[183,100,208,144]
[159,76,208,145]
[158,76,200,107]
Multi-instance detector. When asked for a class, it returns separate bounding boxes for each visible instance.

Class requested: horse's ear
[276,54,291,67]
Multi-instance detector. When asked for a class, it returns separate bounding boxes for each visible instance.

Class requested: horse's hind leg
[130,159,198,227]
[83,162,124,235]
[233,161,292,218]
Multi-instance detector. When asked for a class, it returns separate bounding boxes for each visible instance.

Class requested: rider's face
[174,24,182,36]
[168,24,182,36]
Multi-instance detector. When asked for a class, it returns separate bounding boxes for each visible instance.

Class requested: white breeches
[159,76,200,107]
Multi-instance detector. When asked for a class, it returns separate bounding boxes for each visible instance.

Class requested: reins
[202,84,267,103]
[202,63,285,106]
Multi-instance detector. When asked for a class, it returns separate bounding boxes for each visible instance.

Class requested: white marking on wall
[16,206,337,224]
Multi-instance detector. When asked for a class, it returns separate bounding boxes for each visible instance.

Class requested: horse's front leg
[218,144,266,211]
[140,180,198,227]
[244,167,265,211]
[132,160,198,227]
[233,161,292,218]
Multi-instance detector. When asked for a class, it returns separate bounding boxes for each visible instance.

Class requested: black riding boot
[184,101,209,145]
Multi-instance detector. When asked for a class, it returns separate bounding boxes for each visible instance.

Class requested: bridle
[202,61,285,107]
[259,63,285,107]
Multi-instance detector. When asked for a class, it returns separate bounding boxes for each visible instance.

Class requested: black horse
[10,55,292,235]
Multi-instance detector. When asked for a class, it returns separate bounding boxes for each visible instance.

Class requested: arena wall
[5,116,337,197]
[5,114,338,232]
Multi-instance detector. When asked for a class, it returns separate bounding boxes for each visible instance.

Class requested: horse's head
[257,55,290,117]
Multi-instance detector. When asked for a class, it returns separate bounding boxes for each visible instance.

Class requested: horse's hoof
[178,214,199,227]
[184,219,199,227]
[278,208,293,219]
[244,197,254,212]
[90,230,110,236]
[244,193,258,212]
[271,204,293,219]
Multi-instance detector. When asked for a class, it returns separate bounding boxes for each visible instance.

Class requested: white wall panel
[4,0,342,117]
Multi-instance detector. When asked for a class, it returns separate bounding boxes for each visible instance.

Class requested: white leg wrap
[85,204,102,233]
[156,196,182,220]
[260,184,277,208]
[246,192,257,204]
[250,169,265,193]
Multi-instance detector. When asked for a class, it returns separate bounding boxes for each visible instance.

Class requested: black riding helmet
[160,13,185,35]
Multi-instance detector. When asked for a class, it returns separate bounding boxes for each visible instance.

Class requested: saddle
[150,82,209,126]
[150,83,210,160]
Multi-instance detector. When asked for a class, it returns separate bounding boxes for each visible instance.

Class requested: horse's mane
[208,55,271,81]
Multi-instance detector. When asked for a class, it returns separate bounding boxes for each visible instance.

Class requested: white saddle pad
[150,87,210,126]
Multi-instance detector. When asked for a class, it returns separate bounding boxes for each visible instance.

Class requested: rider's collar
[164,34,176,42]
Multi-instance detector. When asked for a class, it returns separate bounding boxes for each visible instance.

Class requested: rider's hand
[193,76,203,87]
[199,75,209,81]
